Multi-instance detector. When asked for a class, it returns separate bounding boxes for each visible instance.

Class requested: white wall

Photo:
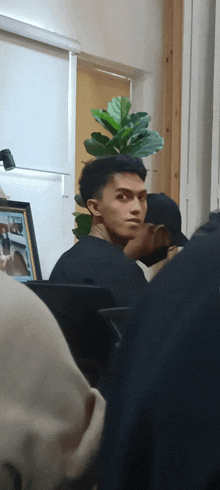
[180,0,216,238]
[0,0,163,72]
[0,0,164,136]
[0,0,164,278]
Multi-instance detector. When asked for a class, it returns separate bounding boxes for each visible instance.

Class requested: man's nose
[132,197,142,213]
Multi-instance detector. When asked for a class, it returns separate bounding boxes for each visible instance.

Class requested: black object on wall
[0,149,16,171]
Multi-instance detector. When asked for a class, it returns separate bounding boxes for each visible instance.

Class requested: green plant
[84,97,163,157]
[73,96,164,238]
[72,212,92,238]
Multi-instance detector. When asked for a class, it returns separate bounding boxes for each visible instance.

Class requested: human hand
[124,223,171,260]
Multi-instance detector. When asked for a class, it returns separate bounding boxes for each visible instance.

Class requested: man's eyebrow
[115,187,147,194]
[115,187,131,192]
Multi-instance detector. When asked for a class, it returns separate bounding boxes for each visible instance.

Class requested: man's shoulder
[50,235,146,283]
[57,236,122,262]
[59,236,134,262]
[50,236,127,281]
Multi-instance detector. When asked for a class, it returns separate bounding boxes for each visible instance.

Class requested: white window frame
[180,0,217,238]
[210,0,220,211]
[0,14,82,277]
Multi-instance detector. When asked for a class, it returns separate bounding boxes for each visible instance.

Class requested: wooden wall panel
[159,0,183,205]
[152,0,183,276]
[171,1,183,204]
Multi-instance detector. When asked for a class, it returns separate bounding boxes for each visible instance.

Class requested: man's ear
[87,199,102,217]
[153,225,171,249]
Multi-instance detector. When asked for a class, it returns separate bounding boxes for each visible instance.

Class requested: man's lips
[127,219,141,224]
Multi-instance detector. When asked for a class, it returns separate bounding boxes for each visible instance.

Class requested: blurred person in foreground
[100,210,220,490]
[0,270,105,490]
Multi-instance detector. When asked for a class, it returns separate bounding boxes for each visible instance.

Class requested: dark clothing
[50,236,148,307]
[100,212,220,490]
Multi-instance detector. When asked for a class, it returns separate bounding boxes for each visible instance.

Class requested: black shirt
[50,235,148,307]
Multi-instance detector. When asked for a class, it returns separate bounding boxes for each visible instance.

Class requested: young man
[50,155,149,307]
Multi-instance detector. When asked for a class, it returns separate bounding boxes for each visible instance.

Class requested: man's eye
[139,195,146,201]
[117,194,127,200]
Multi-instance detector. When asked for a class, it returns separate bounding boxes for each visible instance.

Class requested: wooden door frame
[161,0,183,205]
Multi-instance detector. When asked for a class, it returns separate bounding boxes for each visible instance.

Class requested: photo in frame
[0,199,42,282]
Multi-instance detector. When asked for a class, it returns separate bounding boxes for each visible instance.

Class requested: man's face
[96,172,147,242]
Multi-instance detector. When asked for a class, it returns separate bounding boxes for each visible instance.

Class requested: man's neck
[89,224,128,250]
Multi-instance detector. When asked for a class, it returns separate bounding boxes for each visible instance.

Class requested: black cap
[145,193,188,247]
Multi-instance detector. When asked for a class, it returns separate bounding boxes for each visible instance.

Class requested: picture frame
[0,199,42,282]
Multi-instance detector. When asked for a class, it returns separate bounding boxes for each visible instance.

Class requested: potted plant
[73,96,163,238]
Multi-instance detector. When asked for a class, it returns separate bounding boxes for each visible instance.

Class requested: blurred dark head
[145,193,188,247]
[141,193,188,267]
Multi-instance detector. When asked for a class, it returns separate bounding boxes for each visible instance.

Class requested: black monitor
[26,281,118,364]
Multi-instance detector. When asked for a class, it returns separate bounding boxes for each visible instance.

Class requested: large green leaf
[130,116,151,135]
[116,126,133,149]
[107,97,131,125]
[84,133,118,156]
[91,109,120,135]
[107,129,133,152]
[116,114,153,153]
[125,112,151,128]
[126,131,164,158]
[72,212,92,238]
[91,132,111,145]
[124,117,152,148]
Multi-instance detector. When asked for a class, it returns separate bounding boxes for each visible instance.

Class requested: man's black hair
[79,154,147,205]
